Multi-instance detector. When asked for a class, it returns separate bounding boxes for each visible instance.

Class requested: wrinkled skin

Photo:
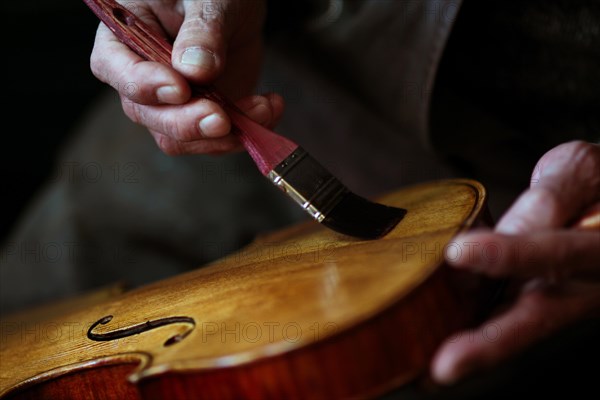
[90,0,283,155]
[432,141,600,383]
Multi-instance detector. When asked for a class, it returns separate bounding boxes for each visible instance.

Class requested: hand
[90,0,284,155]
[432,140,600,384]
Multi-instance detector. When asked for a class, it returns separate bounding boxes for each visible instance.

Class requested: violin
[1,179,496,399]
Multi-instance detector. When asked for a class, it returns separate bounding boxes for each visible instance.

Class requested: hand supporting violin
[432,140,600,384]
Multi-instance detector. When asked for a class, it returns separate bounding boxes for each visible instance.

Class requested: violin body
[1,179,493,399]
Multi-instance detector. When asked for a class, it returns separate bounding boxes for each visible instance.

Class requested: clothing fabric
[1,0,462,312]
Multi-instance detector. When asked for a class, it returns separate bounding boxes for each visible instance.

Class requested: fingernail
[181,47,215,69]
[246,103,270,125]
[199,114,228,137]
[156,85,180,104]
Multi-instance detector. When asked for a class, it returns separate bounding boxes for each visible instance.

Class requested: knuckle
[527,186,562,219]
[132,5,155,22]
[564,139,595,153]
[90,50,110,83]
[89,52,102,79]
[250,95,271,109]
[561,140,600,168]
[157,135,183,156]
[118,60,141,97]
[182,126,202,142]
[574,141,600,171]
[167,119,191,142]
[180,15,224,39]
[121,81,142,102]
[180,2,229,45]
[157,111,195,142]
[197,2,227,27]
[207,137,238,154]
[564,141,600,192]
[502,187,563,233]
[121,100,143,125]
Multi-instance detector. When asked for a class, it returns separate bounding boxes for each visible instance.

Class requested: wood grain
[5,363,140,400]
[1,180,490,399]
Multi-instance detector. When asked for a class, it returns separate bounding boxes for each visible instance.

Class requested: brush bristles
[268,148,407,239]
[322,193,407,239]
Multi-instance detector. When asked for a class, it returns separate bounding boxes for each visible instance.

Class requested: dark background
[0,0,309,243]
[1,1,597,399]
[2,2,104,241]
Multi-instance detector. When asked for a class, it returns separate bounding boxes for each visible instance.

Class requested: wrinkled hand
[432,141,600,384]
[90,0,284,155]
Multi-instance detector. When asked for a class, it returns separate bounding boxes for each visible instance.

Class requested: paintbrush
[83,0,406,239]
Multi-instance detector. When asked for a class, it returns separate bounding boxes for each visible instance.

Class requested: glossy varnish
[1,180,489,399]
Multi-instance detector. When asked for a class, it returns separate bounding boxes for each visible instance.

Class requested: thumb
[172,1,230,83]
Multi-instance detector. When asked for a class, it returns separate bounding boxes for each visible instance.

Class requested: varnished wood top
[0,179,485,396]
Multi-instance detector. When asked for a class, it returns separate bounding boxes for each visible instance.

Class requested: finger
[265,93,285,127]
[236,96,271,126]
[234,94,285,128]
[144,94,278,156]
[149,130,241,156]
[431,281,600,384]
[497,141,600,234]
[446,229,600,280]
[121,97,230,141]
[172,1,234,82]
[90,13,190,105]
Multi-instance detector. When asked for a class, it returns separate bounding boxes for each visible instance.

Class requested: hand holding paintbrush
[89,0,273,155]
[84,0,406,239]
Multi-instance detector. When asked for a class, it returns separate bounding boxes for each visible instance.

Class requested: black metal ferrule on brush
[267,148,408,239]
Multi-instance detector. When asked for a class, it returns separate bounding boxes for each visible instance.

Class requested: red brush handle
[83,0,297,175]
